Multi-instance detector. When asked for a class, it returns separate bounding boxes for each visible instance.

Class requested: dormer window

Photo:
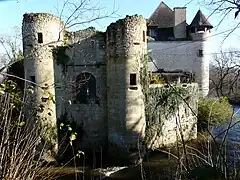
[190,27,196,33]
[149,29,157,37]
[198,27,206,32]
[37,33,43,43]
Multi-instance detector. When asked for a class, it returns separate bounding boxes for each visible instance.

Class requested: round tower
[189,10,213,97]
[190,30,210,97]
[22,13,65,147]
[106,15,147,151]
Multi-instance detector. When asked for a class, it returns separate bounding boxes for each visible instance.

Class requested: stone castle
[22,2,212,152]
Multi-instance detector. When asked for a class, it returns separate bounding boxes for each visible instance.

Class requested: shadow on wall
[7,60,25,91]
[52,31,108,167]
[56,110,86,166]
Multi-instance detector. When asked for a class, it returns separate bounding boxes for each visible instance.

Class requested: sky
[0,0,240,55]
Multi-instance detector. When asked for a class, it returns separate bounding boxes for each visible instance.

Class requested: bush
[197,97,233,131]
[0,80,67,179]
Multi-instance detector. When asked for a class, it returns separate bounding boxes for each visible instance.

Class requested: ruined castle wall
[22,13,65,138]
[148,38,210,97]
[146,83,198,149]
[106,15,147,150]
[62,29,107,149]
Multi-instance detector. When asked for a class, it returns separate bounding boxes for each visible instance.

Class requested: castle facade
[22,2,211,151]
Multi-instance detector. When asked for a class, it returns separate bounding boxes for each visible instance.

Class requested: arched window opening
[75,72,96,104]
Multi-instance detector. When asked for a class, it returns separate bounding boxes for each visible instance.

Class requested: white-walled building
[147,2,213,97]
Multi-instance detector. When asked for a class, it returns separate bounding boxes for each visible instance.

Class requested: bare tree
[57,0,117,29]
[203,0,240,19]
[0,0,117,161]
[0,27,22,71]
[209,49,240,99]
[200,0,240,41]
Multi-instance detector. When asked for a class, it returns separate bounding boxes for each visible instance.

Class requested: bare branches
[209,49,240,98]
[58,0,118,29]
[0,28,23,74]
[203,0,240,25]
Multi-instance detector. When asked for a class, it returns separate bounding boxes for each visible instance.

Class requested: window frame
[75,72,96,104]
[37,33,43,43]
[129,73,138,90]
[143,30,146,42]
[198,49,204,57]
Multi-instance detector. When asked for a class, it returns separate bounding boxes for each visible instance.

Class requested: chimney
[173,7,186,39]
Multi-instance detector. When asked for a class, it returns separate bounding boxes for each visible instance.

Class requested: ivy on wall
[140,56,196,144]
[54,46,69,73]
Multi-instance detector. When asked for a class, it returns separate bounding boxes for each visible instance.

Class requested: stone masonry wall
[22,12,200,155]
[145,83,198,150]
[22,13,65,149]
[106,15,147,150]
[60,28,107,149]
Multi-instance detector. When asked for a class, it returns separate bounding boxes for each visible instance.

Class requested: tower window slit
[30,76,36,87]
[198,49,203,57]
[37,33,43,43]
[143,31,146,42]
[130,74,137,86]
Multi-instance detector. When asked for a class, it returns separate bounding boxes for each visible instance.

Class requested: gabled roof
[147,1,174,28]
[189,10,213,29]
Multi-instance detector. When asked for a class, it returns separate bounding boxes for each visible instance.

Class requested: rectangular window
[90,40,95,49]
[30,76,35,83]
[30,76,36,87]
[149,29,156,37]
[198,50,203,57]
[130,74,137,86]
[37,33,43,43]
[143,31,146,42]
[191,27,196,33]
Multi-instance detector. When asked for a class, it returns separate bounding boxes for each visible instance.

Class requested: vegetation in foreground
[197,97,233,131]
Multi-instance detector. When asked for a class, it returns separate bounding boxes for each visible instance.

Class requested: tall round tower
[189,10,213,97]
[22,13,65,147]
[106,15,147,151]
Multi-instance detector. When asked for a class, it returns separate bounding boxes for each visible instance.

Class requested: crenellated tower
[106,15,147,150]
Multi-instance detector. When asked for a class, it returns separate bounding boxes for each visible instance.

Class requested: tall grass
[0,88,59,179]
[162,105,240,180]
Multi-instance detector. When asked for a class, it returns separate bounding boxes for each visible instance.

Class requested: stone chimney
[173,7,186,39]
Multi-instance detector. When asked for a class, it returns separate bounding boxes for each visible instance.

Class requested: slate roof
[189,10,213,29]
[147,2,174,28]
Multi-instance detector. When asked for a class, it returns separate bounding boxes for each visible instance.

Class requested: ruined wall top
[107,15,146,31]
[68,27,105,44]
[106,15,146,39]
[106,15,147,58]
[23,13,65,26]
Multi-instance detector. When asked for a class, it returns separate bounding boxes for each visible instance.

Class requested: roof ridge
[148,1,172,22]
[148,1,174,28]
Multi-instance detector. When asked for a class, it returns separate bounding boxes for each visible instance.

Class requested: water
[233,105,240,117]
[212,105,240,166]
[57,105,240,179]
